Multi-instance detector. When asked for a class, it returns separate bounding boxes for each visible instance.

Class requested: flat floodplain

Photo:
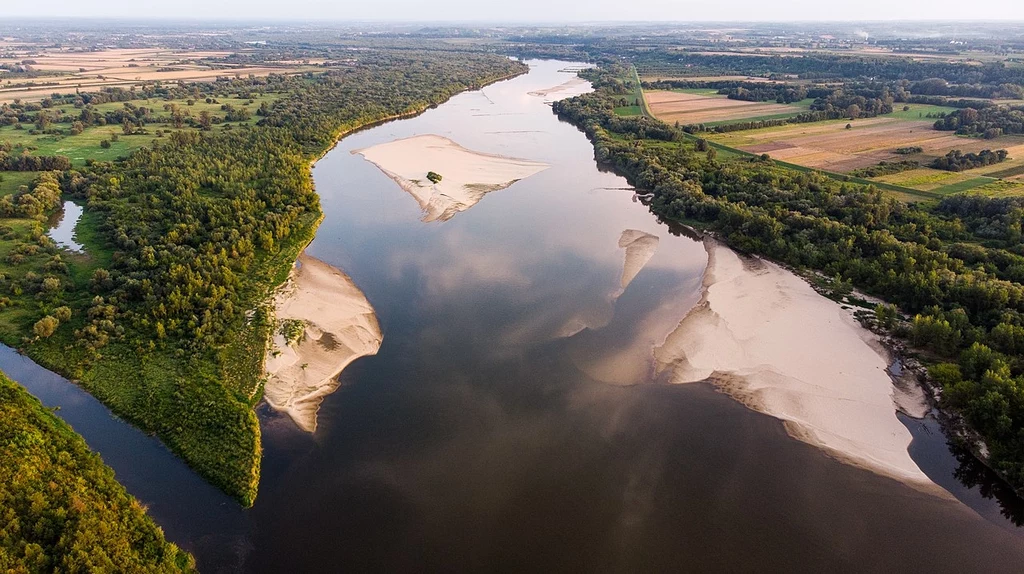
[710,115,1024,196]
[0,46,313,103]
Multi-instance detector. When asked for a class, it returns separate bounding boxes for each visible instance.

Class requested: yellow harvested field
[712,117,1024,173]
[644,90,798,124]
[0,46,311,103]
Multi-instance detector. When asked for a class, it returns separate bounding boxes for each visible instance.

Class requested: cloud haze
[3,0,1024,21]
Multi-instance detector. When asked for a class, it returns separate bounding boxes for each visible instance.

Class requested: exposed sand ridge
[528,77,591,100]
[264,254,382,432]
[618,229,660,290]
[354,135,548,222]
[655,239,941,490]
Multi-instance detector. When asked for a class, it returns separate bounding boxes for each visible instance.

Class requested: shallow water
[3,60,1024,572]
[47,200,84,252]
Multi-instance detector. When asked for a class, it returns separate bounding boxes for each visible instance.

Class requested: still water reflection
[3,60,1023,572]
[47,200,84,252]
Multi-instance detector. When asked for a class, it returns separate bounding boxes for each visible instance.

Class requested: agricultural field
[644,88,813,125]
[0,46,316,103]
[706,107,1024,197]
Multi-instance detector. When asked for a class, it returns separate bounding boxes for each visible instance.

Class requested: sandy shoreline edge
[263,254,382,432]
[259,69,533,432]
[656,238,945,493]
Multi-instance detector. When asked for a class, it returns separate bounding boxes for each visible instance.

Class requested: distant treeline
[0,151,71,172]
[934,105,1024,138]
[681,110,850,134]
[634,51,1024,86]
[849,160,920,178]
[930,149,1008,172]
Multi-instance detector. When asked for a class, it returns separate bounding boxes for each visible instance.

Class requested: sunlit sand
[355,134,548,222]
[655,240,938,488]
[264,254,382,432]
[527,77,591,100]
[618,229,659,290]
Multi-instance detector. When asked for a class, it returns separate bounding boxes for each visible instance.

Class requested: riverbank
[0,59,534,509]
[264,254,382,432]
[259,67,533,424]
[0,371,196,571]
[655,238,942,490]
[308,65,531,167]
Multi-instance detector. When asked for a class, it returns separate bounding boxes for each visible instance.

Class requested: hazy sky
[3,0,1024,22]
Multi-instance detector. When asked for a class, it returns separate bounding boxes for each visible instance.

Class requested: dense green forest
[554,65,1024,492]
[0,371,194,572]
[0,49,527,504]
[934,105,1024,137]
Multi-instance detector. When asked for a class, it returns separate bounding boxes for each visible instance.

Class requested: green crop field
[932,176,994,195]
[887,103,958,120]
[968,179,1024,197]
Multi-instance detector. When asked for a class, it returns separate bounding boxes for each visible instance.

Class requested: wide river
[7,60,1024,572]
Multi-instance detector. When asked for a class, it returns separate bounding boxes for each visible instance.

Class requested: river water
[7,60,1024,572]
[47,200,84,252]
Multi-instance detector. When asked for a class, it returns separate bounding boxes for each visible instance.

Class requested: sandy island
[655,240,936,488]
[264,254,382,432]
[354,135,548,222]
[527,77,590,99]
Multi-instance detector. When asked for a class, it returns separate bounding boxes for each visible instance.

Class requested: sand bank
[355,135,548,222]
[527,77,590,99]
[655,240,934,486]
[264,254,382,432]
[618,229,659,290]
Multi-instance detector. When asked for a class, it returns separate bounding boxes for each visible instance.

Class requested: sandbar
[527,77,591,99]
[264,254,382,432]
[618,229,659,290]
[656,240,936,487]
[354,135,548,222]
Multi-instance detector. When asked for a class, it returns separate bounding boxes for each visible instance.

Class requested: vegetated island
[0,48,528,506]
[0,371,195,572]
[554,63,1024,494]
[355,134,548,222]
